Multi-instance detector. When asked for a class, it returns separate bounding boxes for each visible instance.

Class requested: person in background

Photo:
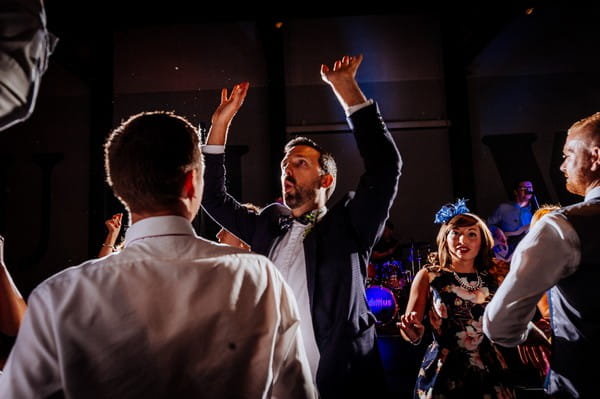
[370,220,402,264]
[0,0,57,131]
[483,112,600,398]
[0,111,316,398]
[0,0,55,341]
[0,236,27,369]
[202,54,401,397]
[0,0,55,353]
[487,180,536,259]
[98,213,123,257]
[0,0,54,369]
[489,225,512,262]
[398,199,515,398]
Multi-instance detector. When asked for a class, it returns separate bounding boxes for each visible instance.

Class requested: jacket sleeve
[346,102,402,251]
[201,152,258,245]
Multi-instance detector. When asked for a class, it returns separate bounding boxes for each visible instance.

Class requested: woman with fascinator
[397,199,515,398]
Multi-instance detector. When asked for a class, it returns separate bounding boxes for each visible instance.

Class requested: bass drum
[366,285,398,325]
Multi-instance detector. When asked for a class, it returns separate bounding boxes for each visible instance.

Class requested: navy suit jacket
[202,103,401,396]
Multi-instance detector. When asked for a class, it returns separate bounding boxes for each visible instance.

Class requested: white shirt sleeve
[483,212,580,346]
[202,144,225,154]
[0,287,62,398]
[345,99,374,117]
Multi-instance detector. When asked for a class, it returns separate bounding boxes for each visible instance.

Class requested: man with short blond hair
[484,112,600,398]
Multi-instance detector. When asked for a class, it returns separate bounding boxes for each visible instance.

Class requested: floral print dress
[414,266,515,399]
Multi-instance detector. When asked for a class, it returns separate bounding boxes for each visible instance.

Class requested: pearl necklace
[453,270,482,291]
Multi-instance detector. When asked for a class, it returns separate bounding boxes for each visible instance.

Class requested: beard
[564,168,589,196]
[283,177,319,210]
[566,177,586,196]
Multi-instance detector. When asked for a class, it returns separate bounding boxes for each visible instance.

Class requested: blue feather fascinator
[434,198,470,224]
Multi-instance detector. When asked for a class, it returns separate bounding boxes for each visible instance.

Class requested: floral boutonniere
[302,209,321,238]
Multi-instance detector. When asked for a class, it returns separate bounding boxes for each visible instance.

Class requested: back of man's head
[570,111,600,144]
[104,111,201,213]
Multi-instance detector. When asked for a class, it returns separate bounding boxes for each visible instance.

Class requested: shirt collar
[124,215,196,247]
[316,206,327,221]
[585,186,600,201]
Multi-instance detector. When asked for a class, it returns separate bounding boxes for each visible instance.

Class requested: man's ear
[181,169,197,199]
[320,173,334,189]
[591,146,600,171]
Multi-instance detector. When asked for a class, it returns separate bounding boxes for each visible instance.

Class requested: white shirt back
[0,216,315,399]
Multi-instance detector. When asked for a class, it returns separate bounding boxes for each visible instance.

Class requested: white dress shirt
[268,210,326,383]
[0,215,316,399]
[481,188,600,346]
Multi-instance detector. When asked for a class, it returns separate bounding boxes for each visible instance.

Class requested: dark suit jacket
[202,103,401,397]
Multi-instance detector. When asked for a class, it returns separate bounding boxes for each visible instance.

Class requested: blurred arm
[0,0,57,131]
[0,238,27,336]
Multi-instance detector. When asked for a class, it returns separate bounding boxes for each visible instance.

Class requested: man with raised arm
[202,54,402,396]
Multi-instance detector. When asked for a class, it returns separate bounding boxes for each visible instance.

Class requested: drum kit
[366,241,432,328]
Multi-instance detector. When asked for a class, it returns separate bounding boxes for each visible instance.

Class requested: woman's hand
[398,311,425,344]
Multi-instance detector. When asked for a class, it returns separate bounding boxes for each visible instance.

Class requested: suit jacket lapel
[253,205,291,256]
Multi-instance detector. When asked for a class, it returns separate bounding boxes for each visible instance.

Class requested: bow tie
[278,210,320,232]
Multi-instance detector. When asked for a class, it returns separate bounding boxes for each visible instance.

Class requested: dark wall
[470,6,600,216]
[0,64,91,295]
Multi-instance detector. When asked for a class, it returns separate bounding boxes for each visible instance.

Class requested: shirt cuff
[346,99,373,117]
[202,144,225,154]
